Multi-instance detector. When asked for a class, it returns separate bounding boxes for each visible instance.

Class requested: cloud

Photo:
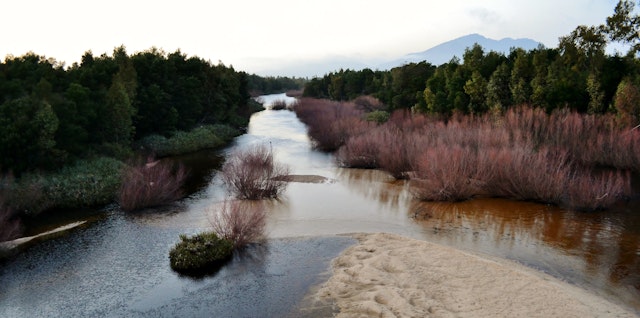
[468,7,503,26]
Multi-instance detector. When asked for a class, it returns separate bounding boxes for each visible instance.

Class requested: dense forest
[0,47,306,176]
[303,1,640,127]
[0,47,305,223]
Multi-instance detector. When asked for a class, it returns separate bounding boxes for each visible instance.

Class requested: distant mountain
[255,33,543,77]
[379,33,542,69]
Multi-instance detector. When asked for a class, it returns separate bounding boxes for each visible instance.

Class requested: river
[1,93,639,316]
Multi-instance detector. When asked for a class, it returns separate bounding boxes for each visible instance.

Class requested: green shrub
[139,125,239,157]
[365,110,390,124]
[169,232,234,275]
[8,157,124,214]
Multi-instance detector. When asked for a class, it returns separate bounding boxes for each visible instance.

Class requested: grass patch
[139,124,240,157]
[7,157,124,215]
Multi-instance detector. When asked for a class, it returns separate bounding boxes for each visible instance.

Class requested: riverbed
[1,93,639,316]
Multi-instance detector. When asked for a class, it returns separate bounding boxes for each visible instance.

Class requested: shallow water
[1,93,639,315]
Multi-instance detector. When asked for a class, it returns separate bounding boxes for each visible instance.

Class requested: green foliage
[486,63,512,112]
[7,157,124,214]
[613,77,640,125]
[0,47,254,176]
[0,96,60,174]
[365,110,390,124]
[169,232,234,275]
[246,74,306,95]
[139,124,239,157]
[464,71,488,113]
[606,0,640,54]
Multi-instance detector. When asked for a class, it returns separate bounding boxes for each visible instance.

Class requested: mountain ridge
[378,33,542,69]
[256,33,543,77]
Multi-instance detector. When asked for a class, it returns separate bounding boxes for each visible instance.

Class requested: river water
[1,93,639,316]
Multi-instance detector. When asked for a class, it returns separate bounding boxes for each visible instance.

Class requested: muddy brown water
[1,93,639,316]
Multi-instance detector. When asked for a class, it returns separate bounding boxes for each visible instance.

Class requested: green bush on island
[139,124,239,157]
[169,232,234,275]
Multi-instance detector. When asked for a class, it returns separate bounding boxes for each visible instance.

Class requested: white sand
[313,233,637,318]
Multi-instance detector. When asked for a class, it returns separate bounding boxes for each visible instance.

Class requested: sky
[1,0,625,77]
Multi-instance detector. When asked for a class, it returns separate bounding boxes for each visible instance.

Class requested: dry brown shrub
[221,144,290,200]
[336,132,380,169]
[294,98,366,151]
[410,145,487,202]
[209,200,266,248]
[565,170,632,211]
[485,147,572,204]
[352,95,385,112]
[117,158,188,211]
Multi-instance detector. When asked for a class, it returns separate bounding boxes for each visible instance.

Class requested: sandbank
[311,232,637,318]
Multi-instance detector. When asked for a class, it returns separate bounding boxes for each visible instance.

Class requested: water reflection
[409,199,640,310]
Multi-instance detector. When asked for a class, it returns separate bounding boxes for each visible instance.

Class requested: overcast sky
[1,0,623,76]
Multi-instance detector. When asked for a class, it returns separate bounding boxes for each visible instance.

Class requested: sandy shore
[311,233,637,318]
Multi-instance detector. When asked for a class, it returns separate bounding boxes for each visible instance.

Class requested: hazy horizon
[2,0,623,76]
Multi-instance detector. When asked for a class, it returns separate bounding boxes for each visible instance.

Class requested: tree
[606,0,640,55]
[486,63,512,113]
[587,72,606,114]
[613,77,640,126]
[510,48,533,105]
[422,67,449,114]
[102,75,135,145]
[464,71,488,114]
[0,97,59,174]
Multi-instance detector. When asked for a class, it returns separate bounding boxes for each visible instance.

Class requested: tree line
[302,1,640,127]
[245,74,306,96]
[0,47,264,175]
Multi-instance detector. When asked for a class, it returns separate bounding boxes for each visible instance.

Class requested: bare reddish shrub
[503,106,549,147]
[337,132,380,169]
[352,95,385,112]
[410,145,487,202]
[285,89,303,98]
[117,158,188,211]
[485,147,571,204]
[297,97,637,208]
[294,98,366,151]
[209,200,266,248]
[502,106,639,171]
[565,170,632,211]
[375,128,414,179]
[221,144,290,200]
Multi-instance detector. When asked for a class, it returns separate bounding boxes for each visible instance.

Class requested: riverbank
[308,232,638,317]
